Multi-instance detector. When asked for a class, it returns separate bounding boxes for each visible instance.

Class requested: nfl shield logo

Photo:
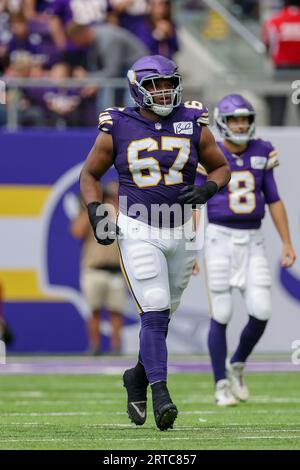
[155,123,162,130]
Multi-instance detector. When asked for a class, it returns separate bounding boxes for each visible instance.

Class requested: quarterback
[80,55,230,430]
[196,94,296,406]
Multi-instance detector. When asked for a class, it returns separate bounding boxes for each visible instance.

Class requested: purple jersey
[195,139,280,229]
[138,20,179,60]
[53,0,108,25]
[35,0,56,13]
[98,103,209,227]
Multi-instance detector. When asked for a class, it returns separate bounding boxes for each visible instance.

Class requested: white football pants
[117,212,196,314]
[204,223,272,324]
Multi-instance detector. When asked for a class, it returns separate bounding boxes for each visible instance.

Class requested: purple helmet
[127,55,182,117]
[214,94,256,145]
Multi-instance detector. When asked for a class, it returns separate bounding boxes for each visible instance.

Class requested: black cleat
[154,402,178,431]
[152,381,178,431]
[123,367,148,426]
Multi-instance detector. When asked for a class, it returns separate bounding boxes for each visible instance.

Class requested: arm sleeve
[262,168,280,204]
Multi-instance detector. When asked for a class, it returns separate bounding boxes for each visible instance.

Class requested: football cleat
[215,379,238,406]
[152,381,178,431]
[226,360,249,401]
[123,367,148,426]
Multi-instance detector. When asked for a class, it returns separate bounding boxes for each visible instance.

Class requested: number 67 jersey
[195,139,281,229]
[98,102,209,226]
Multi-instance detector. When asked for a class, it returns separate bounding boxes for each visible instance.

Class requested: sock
[137,316,170,384]
[208,319,227,383]
[139,310,170,385]
[151,381,172,410]
[231,315,268,364]
[131,360,148,387]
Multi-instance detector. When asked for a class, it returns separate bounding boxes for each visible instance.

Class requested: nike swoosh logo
[130,402,146,418]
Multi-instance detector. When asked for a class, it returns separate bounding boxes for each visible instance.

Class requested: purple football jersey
[99,103,209,227]
[195,139,280,229]
[137,20,179,60]
[53,0,108,25]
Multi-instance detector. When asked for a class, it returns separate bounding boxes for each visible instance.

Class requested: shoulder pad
[183,101,209,126]
[98,107,125,133]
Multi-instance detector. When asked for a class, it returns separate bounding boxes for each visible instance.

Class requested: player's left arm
[198,126,231,188]
[263,162,296,268]
[268,200,296,268]
[177,126,230,205]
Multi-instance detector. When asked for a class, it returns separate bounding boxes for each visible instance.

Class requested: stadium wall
[0,128,299,354]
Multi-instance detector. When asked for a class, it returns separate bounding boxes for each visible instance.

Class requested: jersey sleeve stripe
[99,115,112,122]
[266,156,279,170]
[197,164,208,176]
[268,150,277,158]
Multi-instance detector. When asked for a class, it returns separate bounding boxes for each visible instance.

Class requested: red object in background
[262,6,300,67]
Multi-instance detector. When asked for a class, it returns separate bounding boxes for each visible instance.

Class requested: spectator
[4,50,46,126]
[71,183,126,355]
[67,21,148,78]
[262,0,300,125]
[67,21,148,107]
[23,0,56,19]
[42,62,82,127]
[138,0,179,59]
[49,0,109,67]
[109,0,149,37]
[8,12,62,68]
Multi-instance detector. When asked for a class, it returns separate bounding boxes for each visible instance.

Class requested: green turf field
[0,372,300,450]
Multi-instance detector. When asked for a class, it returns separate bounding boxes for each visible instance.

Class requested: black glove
[177,181,218,205]
[87,202,119,246]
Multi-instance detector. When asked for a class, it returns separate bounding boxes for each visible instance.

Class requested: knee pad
[144,287,170,311]
[210,291,233,324]
[247,288,272,321]
[247,256,272,321]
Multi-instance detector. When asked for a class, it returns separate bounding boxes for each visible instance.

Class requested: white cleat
[226,360,249,402]
[215,379,238,406]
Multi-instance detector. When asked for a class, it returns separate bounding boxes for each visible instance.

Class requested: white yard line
[0,436,300,444]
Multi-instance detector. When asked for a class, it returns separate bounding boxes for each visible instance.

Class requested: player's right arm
[80,132,114,205]
[80,132,118,245]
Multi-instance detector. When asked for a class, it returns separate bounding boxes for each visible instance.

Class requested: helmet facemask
[134,74,182,117]
[214,108,256,145]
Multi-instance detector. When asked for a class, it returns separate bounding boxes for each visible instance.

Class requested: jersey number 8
[228,171,256,214]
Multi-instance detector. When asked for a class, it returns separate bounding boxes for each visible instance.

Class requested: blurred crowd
[0,0,179,127]
[0,1,299,128]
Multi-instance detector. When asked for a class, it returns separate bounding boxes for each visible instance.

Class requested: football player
[80,55,230,430]
[195,94,296,406]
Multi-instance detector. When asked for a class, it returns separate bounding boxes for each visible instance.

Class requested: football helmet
[127,55,182,117]
[214,94,255,145]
